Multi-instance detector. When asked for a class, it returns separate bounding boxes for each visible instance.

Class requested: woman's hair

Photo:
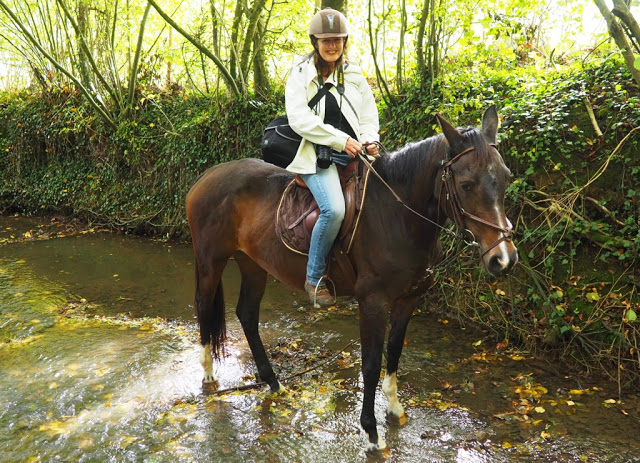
[310,36,348,76]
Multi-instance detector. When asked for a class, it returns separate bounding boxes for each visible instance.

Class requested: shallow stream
[1,215,639,462]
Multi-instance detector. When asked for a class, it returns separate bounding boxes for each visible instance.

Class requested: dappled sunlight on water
[1,216,640,462]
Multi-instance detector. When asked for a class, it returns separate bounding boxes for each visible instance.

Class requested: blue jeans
[301,164,345,286]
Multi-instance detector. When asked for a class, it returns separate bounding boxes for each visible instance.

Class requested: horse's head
[436,106,518,276]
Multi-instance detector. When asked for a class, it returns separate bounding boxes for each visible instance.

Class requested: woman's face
[316,37,344,64]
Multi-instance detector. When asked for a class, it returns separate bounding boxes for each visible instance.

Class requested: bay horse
[185,106,518,451]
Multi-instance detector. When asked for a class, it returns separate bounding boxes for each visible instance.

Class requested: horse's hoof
[386,402,406,419]
[366,436,387,452]
[387,412,407,426]
[202,375,218,389]
[270,381,287,394]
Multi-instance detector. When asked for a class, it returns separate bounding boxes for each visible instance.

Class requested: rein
[359,141,513,259]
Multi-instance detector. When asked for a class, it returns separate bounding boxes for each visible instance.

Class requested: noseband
[439,144,513,257]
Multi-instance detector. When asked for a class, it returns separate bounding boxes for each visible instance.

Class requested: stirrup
[307,276,336,307]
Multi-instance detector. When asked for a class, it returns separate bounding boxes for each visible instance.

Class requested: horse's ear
[436,113,463,149]
[482,105,499,144]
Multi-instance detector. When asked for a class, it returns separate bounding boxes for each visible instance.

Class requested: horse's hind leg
[382,298,416,419]
[195,257,228,385]
[234,253,282,392]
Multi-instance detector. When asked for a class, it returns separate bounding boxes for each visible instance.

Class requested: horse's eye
[460,181,474,192]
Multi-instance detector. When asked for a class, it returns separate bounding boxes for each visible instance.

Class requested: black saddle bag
[261,83,333,168]
[261,116,302,168]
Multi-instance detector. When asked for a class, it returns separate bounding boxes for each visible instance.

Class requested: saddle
[275,161,372,286]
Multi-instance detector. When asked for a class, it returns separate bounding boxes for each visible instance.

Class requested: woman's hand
[364,141,379,157]
[344,137,362,158]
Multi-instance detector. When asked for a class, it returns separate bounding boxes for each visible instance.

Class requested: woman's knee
[325,200,345,223]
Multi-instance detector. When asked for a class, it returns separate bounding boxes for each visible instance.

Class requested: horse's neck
[378,143,444,215]
[372,145,447,242]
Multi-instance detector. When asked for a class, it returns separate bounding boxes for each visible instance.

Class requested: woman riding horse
[285,8,380,306]
[186,104,518,451]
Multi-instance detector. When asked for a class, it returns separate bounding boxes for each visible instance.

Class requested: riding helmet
[309,8,349,38]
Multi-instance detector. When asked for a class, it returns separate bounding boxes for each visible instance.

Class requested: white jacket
[284,56,380,174]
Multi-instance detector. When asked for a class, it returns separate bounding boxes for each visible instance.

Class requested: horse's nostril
[489,255,503,271]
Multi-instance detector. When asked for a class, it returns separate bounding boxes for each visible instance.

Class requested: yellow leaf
[473,340,482,347]
[566,400,575,406]
[604,398,617,404]
[569,389,584,395]
[534,406,546,413]
[502,441,512,449]
[510,354,525,361]
[540,431,551,439]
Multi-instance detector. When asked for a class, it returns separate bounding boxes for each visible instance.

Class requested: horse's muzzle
[483,240,518,276]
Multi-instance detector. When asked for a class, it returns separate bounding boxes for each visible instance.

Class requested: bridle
[359,141,513,258]
[438,144,513,258]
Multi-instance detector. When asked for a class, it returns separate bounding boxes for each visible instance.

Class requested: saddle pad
[275,166,371,256]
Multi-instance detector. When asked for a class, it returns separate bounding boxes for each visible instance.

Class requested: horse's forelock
[459,127,493,165]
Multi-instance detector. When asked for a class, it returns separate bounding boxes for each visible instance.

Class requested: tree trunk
[612,0,640,47]
[76,0,92,89]
[252,16,270,96]
[593,0,640,86]
[240,0,268,81]
[229,0,245,80]
[322,0,346,11]
[396,0,406,89]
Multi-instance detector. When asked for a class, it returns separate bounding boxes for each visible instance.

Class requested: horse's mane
[375,127,492,188]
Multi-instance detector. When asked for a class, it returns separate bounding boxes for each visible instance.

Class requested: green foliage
[0,89,283,236]
[383,56,640,387]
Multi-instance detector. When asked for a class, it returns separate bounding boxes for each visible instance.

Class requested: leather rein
[359,141,513,258]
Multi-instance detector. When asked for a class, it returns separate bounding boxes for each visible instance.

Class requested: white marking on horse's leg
[270,381,287,395]
[366,435,387,451]
[382,372,405,418]
[200,344,216,384]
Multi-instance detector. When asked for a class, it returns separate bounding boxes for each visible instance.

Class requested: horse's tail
[194,263,227,359]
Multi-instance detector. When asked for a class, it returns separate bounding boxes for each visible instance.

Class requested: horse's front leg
[358,295,388,451]
[382,298,416,420]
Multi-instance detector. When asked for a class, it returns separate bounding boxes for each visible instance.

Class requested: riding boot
[305,280,334,307]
